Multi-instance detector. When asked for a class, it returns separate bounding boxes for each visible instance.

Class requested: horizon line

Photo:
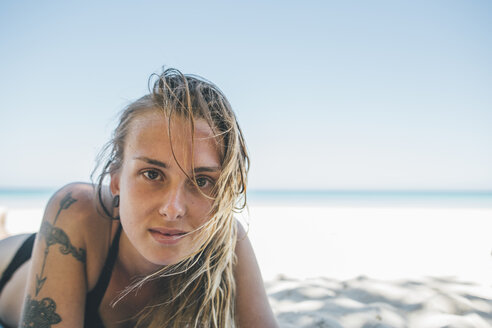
[0,187,491,194]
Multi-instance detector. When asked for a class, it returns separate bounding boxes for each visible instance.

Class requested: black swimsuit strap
[84,224,122,327]
[0,233,36,294]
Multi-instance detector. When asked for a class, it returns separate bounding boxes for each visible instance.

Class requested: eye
[143,169,161,181]
[196,176,213,188]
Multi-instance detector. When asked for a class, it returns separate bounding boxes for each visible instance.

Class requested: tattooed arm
[20,186,91,328]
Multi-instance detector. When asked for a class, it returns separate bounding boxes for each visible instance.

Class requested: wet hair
[92,68,249,327]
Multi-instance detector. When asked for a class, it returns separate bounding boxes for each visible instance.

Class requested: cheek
[190,196,214,223]
[120,165,149,201]
[118,172,148,218]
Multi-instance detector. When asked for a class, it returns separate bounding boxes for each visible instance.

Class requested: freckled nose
[159,186,186,220]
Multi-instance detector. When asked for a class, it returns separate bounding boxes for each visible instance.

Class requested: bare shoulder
[234,219,254,268]
[234,218,278,327]
[234,219,252,263]
[44,182,111,233]
[45,183,97,221]
[43,183,115,288]
[236,219,248,241]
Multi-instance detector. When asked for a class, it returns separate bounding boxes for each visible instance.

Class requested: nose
[158,185,187,220]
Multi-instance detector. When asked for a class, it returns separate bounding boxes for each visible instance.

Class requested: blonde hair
[93,68,249,327]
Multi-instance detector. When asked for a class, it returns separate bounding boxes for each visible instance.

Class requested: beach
[245,205,492,327]
[2,204,492,327]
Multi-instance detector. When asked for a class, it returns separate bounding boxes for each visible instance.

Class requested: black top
[84,224,122,327]
[0,225,122,328]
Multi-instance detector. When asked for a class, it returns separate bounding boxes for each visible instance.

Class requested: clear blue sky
[1,0,491,190]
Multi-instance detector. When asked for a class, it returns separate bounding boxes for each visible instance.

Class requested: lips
[149,228,188,245]
[149,228,187,236]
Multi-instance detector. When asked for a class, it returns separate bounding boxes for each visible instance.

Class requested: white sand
[244,205,492,327]
[3,205,492,327]
[244,206,492,283]
[266,275,492,328]
[1,207,44,236]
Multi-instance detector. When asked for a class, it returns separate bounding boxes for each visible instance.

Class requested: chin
[147,251,189,267]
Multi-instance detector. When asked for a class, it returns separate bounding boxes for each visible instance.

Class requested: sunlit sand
[2,205,492,327]
[245,205,492,327]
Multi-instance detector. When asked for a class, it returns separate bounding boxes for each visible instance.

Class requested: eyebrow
[134,156,168,169]
[134,156,221,173]
[194,166,221,173]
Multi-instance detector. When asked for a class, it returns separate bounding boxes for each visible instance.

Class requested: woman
[0,69,278,327]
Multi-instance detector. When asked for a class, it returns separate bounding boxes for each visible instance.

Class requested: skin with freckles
[110,111,221,276]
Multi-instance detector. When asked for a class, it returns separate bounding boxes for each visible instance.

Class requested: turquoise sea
[1,188,491,209]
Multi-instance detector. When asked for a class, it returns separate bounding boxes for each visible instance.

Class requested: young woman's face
[111,110,221,268]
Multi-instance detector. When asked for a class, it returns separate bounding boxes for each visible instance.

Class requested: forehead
[124,110,220,165]
[129,110,215,139]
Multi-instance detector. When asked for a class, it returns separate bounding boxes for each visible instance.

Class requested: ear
[110,169,121,196]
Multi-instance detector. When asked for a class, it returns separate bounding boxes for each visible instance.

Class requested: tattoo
[22,294,62,328]
[40,221,87,262]
[35,192,82,296]
[53,192,77,225]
